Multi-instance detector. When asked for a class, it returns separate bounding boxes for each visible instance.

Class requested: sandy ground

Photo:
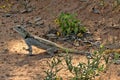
[0,0,120,80]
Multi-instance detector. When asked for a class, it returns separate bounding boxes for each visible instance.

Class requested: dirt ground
[0,0,120,80]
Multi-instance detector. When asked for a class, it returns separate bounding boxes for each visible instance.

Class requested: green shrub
[44,46,110,80]
[44,58,63,80]
[112,0,120,9]
[57,13,86,36]
[65,52,105,80]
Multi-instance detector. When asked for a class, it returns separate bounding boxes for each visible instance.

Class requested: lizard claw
[27,54,35,56]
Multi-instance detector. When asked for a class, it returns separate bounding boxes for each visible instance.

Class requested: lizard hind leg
[47,47,58,56]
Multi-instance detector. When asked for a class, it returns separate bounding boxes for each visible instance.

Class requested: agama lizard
[13,25,90,56]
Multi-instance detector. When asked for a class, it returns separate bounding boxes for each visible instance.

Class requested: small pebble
[2,13,12,17]
[92,8,100,14]
[1,48,9,54]
[114,60,120,65]
[35,21,44,26]
[34,17,42,22]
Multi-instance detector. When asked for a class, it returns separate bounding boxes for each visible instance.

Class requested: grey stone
[34,17,42,22]
[35,21,44,26]
[2,13,12,17]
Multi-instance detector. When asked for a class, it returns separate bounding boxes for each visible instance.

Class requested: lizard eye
[17,27,21,28]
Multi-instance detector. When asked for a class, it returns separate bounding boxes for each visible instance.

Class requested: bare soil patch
[0,0,120,80]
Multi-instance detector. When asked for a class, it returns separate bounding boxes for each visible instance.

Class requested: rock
[73,40,80,47]
[27,8,33,12]
[35,21,44,26]
[92,41,101,47]
[114,60,120,65]
[6,14,11,17]
[21,8,33,13]
[14,19,19,23]
[2,13,12,17]
[1,48,9,54]
[21,9,27,13]
[34,17,42,22]
[46,33,57,39]
[58,37,70,41]
[92,8,100,14]
[34,17,44,26]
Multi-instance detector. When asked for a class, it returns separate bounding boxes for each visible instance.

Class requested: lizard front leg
[25,38,33,55]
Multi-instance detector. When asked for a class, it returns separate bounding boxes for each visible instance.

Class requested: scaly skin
[13,25,90,56]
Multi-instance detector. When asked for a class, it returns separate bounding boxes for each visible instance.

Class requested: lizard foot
[27,54,35,56]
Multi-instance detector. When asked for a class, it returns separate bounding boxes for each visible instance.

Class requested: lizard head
[13,25,30,38]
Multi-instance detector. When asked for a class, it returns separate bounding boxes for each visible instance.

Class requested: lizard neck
[16,29,31,39]
[22,30,33,39]
[24,34,31,39]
